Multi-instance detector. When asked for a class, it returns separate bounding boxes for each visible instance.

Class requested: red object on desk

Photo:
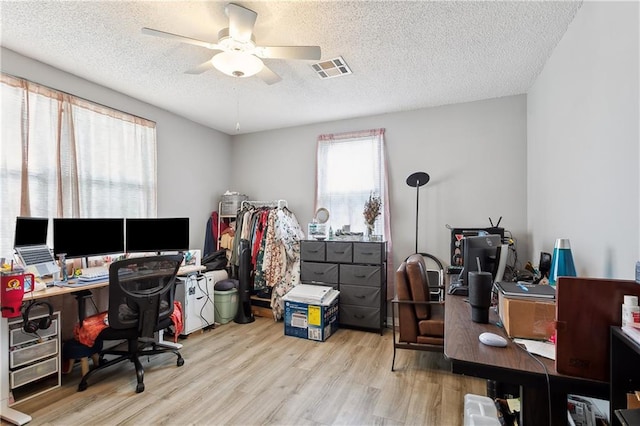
[1,270,34,318]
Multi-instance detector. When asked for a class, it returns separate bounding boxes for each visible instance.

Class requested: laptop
[13,217,59,277]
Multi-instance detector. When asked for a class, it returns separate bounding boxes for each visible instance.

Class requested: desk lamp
[406,172,430,253]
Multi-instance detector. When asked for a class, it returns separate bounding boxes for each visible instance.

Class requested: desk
[1,264,205,425]
[444,291,608,425]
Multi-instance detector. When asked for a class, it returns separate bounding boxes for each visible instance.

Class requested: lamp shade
[211,52,264,78]
[549,238,577,287]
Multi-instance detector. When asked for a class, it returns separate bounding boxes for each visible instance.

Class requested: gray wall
[527,1,639,280]
[230,95,529,274]
[0,47,232,253]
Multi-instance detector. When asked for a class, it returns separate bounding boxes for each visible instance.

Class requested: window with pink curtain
[0,73,156,259]
[315,128,392,246]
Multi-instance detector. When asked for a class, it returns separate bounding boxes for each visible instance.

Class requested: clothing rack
[241,199,288,210]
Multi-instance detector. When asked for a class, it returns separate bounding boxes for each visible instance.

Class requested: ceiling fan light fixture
[211,51,263,78]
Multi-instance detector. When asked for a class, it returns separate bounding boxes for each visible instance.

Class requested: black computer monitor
[14,217,49,247]
[53,218,125,258]
[125,218,189,253]
[461,234,502,286]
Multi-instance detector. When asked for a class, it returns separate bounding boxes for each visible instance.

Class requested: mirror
[314,207,330,224]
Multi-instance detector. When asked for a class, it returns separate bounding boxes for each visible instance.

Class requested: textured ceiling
[0,1,581,135]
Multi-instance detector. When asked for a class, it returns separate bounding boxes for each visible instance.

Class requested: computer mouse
[479,332,508,347]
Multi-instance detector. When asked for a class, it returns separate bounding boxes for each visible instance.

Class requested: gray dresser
[300,240,387,334]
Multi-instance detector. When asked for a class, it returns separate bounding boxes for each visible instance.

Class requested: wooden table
[444,291,608,425]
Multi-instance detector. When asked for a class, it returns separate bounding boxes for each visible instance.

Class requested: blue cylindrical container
[549,238,576,287]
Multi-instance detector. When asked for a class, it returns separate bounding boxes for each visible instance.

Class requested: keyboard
[78,266,109,281]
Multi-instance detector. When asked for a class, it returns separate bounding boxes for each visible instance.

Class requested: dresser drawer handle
[309,249,320,253]
[313,272,325,275]
[355,295,366,299]
[361,252,374,255]
[355,274,366,278]
[354,314,365,319]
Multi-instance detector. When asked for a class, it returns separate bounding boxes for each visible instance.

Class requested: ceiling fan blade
[257,65,282,85]
[184,60,217,75]
[256,46,321,61]
[141,27,220,50]
[225,3,257,43]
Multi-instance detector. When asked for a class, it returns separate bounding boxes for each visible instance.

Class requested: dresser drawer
[300,241,325,261]
[353,242,385,264]
[339,284,380,307]
[326,242,352,263]
[340,264,382,287]
[300,262,338,284]
[339,305,381,329]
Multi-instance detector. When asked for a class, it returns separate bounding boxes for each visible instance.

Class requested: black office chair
[77,254,185,393]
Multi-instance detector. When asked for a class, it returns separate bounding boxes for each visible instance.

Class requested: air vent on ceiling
[311,56,352,79]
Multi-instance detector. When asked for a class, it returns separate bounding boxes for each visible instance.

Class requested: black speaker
[23,301,54,333]
[539,251,552,278]
[234,239,255,324]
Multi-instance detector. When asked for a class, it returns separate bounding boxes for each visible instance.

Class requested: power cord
[195,273,215,329]
[512,339,553,426]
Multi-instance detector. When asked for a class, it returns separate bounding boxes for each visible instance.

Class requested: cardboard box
[498,292,556,339]
[283,286,339,342]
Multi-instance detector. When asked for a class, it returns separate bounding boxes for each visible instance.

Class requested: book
[497,281,556,299]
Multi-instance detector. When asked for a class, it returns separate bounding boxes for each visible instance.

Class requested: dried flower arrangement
[363,193,382,226]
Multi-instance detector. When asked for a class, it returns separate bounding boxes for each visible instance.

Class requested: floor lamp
[406,172,430,253]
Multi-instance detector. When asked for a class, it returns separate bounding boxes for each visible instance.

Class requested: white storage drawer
[10,318,58,346]
[10,357,58,389]
[10,338,58,369]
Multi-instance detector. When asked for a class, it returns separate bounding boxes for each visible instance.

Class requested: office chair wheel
[177,357,184,367]
[136,383,145,393]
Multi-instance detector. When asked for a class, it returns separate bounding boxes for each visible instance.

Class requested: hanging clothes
[230,201,304,321]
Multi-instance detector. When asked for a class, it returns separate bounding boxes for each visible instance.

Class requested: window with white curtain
[315,129,389,239]
[0,73,157,260]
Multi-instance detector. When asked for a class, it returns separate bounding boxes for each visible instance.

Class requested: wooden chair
[391,253,445,371]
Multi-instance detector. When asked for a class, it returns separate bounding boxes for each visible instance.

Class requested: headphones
[22,301,54,334]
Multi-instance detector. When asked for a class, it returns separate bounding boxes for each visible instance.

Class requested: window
[315,129,389,240]
[0,73,157,259]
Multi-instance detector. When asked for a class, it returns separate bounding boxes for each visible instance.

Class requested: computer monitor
[125,218,189,253]
[461,234,502,286]
[53,218,125,258]
[14,217,49,246]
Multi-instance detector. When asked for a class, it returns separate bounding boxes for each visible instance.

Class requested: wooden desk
[23,264,205,301]
[444,291,608,425]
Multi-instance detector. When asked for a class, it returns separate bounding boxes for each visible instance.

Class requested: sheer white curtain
[0,73,157,259]
[315,128,393,275]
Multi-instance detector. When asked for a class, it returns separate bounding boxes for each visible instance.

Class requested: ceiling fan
[142,2,321,85]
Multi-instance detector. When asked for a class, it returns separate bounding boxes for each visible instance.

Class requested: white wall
[230,95,528,273]
[527,1,639,279]
[0,48,232,253]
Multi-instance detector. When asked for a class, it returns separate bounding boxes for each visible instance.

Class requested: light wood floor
[10,318,486,425]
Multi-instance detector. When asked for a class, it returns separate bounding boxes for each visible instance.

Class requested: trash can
[214,279,239,324]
